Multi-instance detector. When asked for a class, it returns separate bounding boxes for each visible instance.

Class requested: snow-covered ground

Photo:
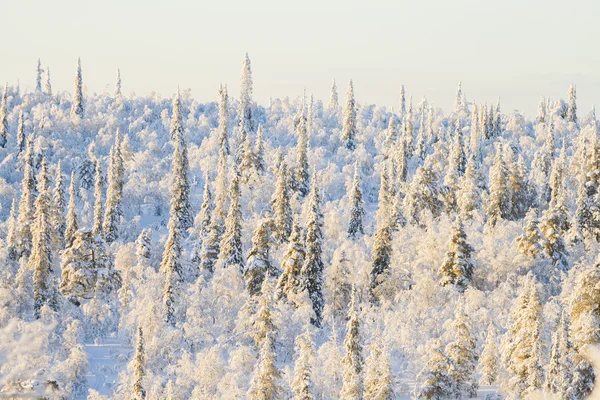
[81,339,130,399]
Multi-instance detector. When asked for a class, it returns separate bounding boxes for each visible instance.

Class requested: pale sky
[2,0,599,117]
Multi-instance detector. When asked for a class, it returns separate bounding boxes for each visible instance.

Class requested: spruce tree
[537,96,547,124]
[161,200,183,326]
[567,84,578,127]
[301,172,325,327]
[364,332,394,400]
[45,67,52,96]
[31,158,55,318]
[325,249,353,324]
[486,143,510,226]
[292,326,315,400]
[218,168,244,272]
[92,159,103,237]
[276,218,306,303]
[0,84,8,148]
[438,216,475,292]
[17,137,36,256]
[416,339,454,400]
[516,208,543,259]
[454,81,463,114]
[36,59,43,93]
[478,323,498,386]
[168,91,193,230]
[103,131,124,242]
[568,263,600,399]
[296,115,310,197]
[71,58,84,121]
[200,148,228,274]
[450,118,466,175]
[340,287,363,400]
[133,326,146,400]
[115,68,122,99]
[270,161,293,243]
[399,84,406,118]
[16,110,25,154]
[191,172,213,269]
[6,199,18,261]
[51,161,66,250]
[402,99,414,157]
[457,157,482,220]
[255,124,266,174]
[347,162,365,239]
[247,333,283,400]
[369,222,392,302]
[544,311,574,399]
[329,79,339,111]
[237,53,254,158]
[341,80,357,150]
[65,171,79,247]
[445,304,478,398]
[245,218,277,296]
[501,275,545,399]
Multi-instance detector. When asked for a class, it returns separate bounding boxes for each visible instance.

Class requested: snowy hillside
[0,55,599,399]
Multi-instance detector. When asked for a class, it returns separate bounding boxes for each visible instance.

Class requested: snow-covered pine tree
[454,81,463,115]
[478,323,498,386]
[329,79,339,111]
[486,143,510,226]
[191,172,213,268]
[6,199,19,261]
[369,219,392,303]
[199,149,228,274]
[245,218,277,296]
[50,161,66,250]
[399,84,406,118]
[292,325,315,400]
[276,217,306,303]
[450,118,466,175]
[240,134,257,182]
[544,311,574,399]
[402,99,414,157]
[438,216,475,292]
[218,168,244,272]
[36,59,43,93]
[340,287,363,400]
[347,162,365,239]
[216,84,229,153]
[45,67,52,96]
[247,332,283,400]
[17,137,37,256]
[501,275,544,399]
[115,68,122,99]
[160,144,188,322]
[492,99,502,137]
[364,331,394,400]
[301,171,325,326]
[457,157,482,220]
[30,158,55,318]
[416,339,454,400]
[516,208,543,259]
[92,159,103,237]
[270,161,293,243]
[255,124,266,174]
[567,262,600,398]
[325,248,352,323]
[169,91,193,230]
[71,58,84,122]
[469,104,480,160]
[445,304,478,398]
[103,131,124,242]
[296,115,310,197]
[567,84,578,127]
[341,80,357,150]
[65,171,79,247]
[16,110,25,154]
[0,84,8,148]
[237,53,255,159]
[540,197,570,274]
[132,326,146,400]
[393,136,408,183]
[537,96,547,124]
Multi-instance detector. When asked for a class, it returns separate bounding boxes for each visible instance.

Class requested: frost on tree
[70,58,84,122]
[218,168,244,272]
[245,218,278,296]
[478,323,498,386]
[292,325,315,400]
[270,161,293,243]
[340,287,363,400]
[0,84,8,148]
[347,162,365,239]
[276,217,306,303]
[300,172,325,327]
[341,80,357,150]
[445,304,478,398]
[416,339,454,400]
[438,216,475,292]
